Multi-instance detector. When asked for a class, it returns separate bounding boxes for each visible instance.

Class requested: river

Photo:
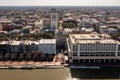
[0,68,120,80]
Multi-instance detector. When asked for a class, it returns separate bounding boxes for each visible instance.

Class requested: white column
[103,43,105,51]
[99,44,101,51]
[86,43,88,51]
[104,43,106,51]
[115,44,118,56]
[71,44,73,63]
[92,44,94,51]
[78,44,80,56]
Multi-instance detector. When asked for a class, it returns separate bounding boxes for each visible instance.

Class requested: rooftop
[0,39,56,45]
[39,39,56,44]
[71,34,101,40]
[100,26,108,29]
[69,34,116,44]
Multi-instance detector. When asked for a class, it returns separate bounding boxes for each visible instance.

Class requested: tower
[50,8,58,31]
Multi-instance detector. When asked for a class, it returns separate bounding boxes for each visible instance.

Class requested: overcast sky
[0,0,120,6]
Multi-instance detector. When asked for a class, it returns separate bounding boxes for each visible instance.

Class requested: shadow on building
[70,68,120,79]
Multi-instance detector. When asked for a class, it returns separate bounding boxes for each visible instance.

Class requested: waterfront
[1,68,120,80]
[0,5,120,80]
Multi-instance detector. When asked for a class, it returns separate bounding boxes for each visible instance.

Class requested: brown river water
[0,68,120,80]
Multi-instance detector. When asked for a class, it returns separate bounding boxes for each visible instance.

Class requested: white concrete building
[0,39,56,55]
[39,39,56,54]
[22,39,56,54]
[99,26,109,34]
[67,33,120,64]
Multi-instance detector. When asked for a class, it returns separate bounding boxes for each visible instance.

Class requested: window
[73,45,75,51]
[73,45,78,51]
[73,52,77,56]
[76,45,78,51]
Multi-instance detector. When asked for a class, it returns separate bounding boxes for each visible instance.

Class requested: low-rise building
[99,26,109,34]
[63,28,75,34]
[109,28,118,34]
[39,39,56,54]
[0,39,56,55]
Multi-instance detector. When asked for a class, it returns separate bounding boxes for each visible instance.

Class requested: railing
[73,56,120,59]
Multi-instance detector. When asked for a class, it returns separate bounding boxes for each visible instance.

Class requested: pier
[0,61,68,69]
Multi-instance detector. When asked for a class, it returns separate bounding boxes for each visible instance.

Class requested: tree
[111,33,120,40]
[62,22,76,28]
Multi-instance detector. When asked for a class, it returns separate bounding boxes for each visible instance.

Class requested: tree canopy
[62,22,77,28]
[0,33,54,41]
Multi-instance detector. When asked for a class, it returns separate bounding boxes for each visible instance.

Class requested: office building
[50,9,58,32]
[67,33,120,64]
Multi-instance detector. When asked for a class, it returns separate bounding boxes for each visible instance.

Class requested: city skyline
[0,0,120,6]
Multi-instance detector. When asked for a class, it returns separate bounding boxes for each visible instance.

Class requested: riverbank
[0,61,68,69]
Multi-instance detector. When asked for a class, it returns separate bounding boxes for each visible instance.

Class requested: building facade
[67,33,120,64]
[39,39,56,54]
[0,39,56,55]
[50,13,58,31]
[99,26,109,34]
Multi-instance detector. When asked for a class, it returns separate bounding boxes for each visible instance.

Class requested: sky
[0,0,120,6]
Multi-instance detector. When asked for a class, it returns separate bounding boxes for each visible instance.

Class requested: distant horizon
[0,6,119,10]
[0,5,120,7]
[0,0,119,6]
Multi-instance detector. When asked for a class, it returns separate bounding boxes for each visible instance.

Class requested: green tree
[62,22,76,28]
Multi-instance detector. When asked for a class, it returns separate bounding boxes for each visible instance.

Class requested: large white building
[39,39,56,54]
[67,33,120,64]
[0,39,56,55]
[26,39,56,54]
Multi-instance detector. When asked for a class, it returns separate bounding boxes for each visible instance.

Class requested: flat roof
[39,39,56,44]
[69,34,116,44]
[0,39,56,45]
[71,34,101,40]
[100,26,108,28]
[73,40,117,44]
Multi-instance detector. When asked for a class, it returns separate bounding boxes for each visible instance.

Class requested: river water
[0,68,120,80]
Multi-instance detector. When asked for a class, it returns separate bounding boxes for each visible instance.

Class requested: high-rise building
[50,8,58,32]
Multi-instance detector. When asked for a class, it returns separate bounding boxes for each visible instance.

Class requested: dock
[0,61,68,69]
